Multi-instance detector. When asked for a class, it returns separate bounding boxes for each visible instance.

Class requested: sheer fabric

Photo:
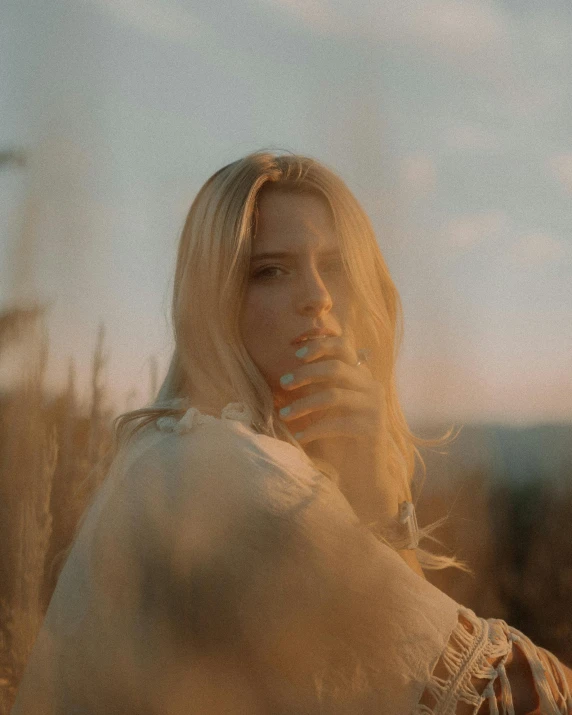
[11,402,572,714]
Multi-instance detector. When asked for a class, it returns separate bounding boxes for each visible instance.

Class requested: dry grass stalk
[0,316,57,712]
[0,310,116,713]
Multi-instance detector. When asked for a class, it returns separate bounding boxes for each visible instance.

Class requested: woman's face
[239,189,357,407]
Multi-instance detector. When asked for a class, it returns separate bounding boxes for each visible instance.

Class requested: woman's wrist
[305,436,414,533]
[309,440,424,577]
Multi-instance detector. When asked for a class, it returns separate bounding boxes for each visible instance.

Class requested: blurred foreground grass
[0,303,570,714]
[0,304,118,713]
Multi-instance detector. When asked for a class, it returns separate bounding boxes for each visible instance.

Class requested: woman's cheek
[241,292,289,381]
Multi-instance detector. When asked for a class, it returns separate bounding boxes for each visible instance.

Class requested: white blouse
[11,402,572,714]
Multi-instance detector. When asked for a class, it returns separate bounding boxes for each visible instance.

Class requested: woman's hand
[275,337,383,445]
[275,337,412,524]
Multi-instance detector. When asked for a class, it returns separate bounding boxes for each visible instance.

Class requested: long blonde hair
[113,149,470,573]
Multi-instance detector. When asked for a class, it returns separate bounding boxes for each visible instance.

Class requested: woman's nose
[295,269,333,316]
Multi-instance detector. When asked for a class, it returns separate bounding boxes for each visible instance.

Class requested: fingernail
[279,406,291,417]
[294,431,304,440]
[295,346,309,359]
[280,373,294,386]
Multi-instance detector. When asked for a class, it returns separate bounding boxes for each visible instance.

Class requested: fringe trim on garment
[413,606,572,715]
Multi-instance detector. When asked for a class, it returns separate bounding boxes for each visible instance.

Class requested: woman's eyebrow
[251,249,341,261]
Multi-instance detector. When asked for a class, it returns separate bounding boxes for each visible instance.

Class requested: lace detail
[415,606,572,714]
[220,402,254,423]
[156,401,254,434]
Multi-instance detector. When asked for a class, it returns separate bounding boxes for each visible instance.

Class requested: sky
[1,0,571,425]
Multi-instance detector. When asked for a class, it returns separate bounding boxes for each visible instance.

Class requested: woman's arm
[152,429,494,711]
[86,424,572,714]
[472,620,572,715]
[316,436,428,579]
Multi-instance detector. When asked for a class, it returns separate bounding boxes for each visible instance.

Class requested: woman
[11,151,572,713]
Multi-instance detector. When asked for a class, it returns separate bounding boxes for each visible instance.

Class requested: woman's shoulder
[118,401,323,517]
[153,400,254,436]
[145,400,317,472]
[139,400,291,471]
[118,400,257,472]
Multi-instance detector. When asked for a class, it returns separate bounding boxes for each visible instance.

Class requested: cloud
[261,0,342,34]
[508,233,569,269]
[259,0,510,57]
[82,0,207,43]
[441,123,501,152]
[549,154,572,195]
[398,154,437,195]
[444,211,509,250]
[444,214,570,269]
[399,0,509,55]
[521,14,571,61]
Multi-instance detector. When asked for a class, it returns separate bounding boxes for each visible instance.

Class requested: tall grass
[0,306,117,713]
[0,309,54,711]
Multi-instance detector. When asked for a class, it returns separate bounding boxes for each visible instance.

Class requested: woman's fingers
[292,413,375,444]
[279,387,351,421]
[279,359,371,393]
[294,335,357,366]
[279,386,382,437]
[277,335,383,444]
[294,336,373,376]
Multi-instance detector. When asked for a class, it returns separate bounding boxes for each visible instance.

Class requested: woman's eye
[251,260,342,280]
[252,265,285,279]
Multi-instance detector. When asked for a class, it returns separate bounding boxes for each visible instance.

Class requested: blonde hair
[112,149,470,573]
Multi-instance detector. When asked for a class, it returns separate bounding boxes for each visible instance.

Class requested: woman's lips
[291,334,332,346]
